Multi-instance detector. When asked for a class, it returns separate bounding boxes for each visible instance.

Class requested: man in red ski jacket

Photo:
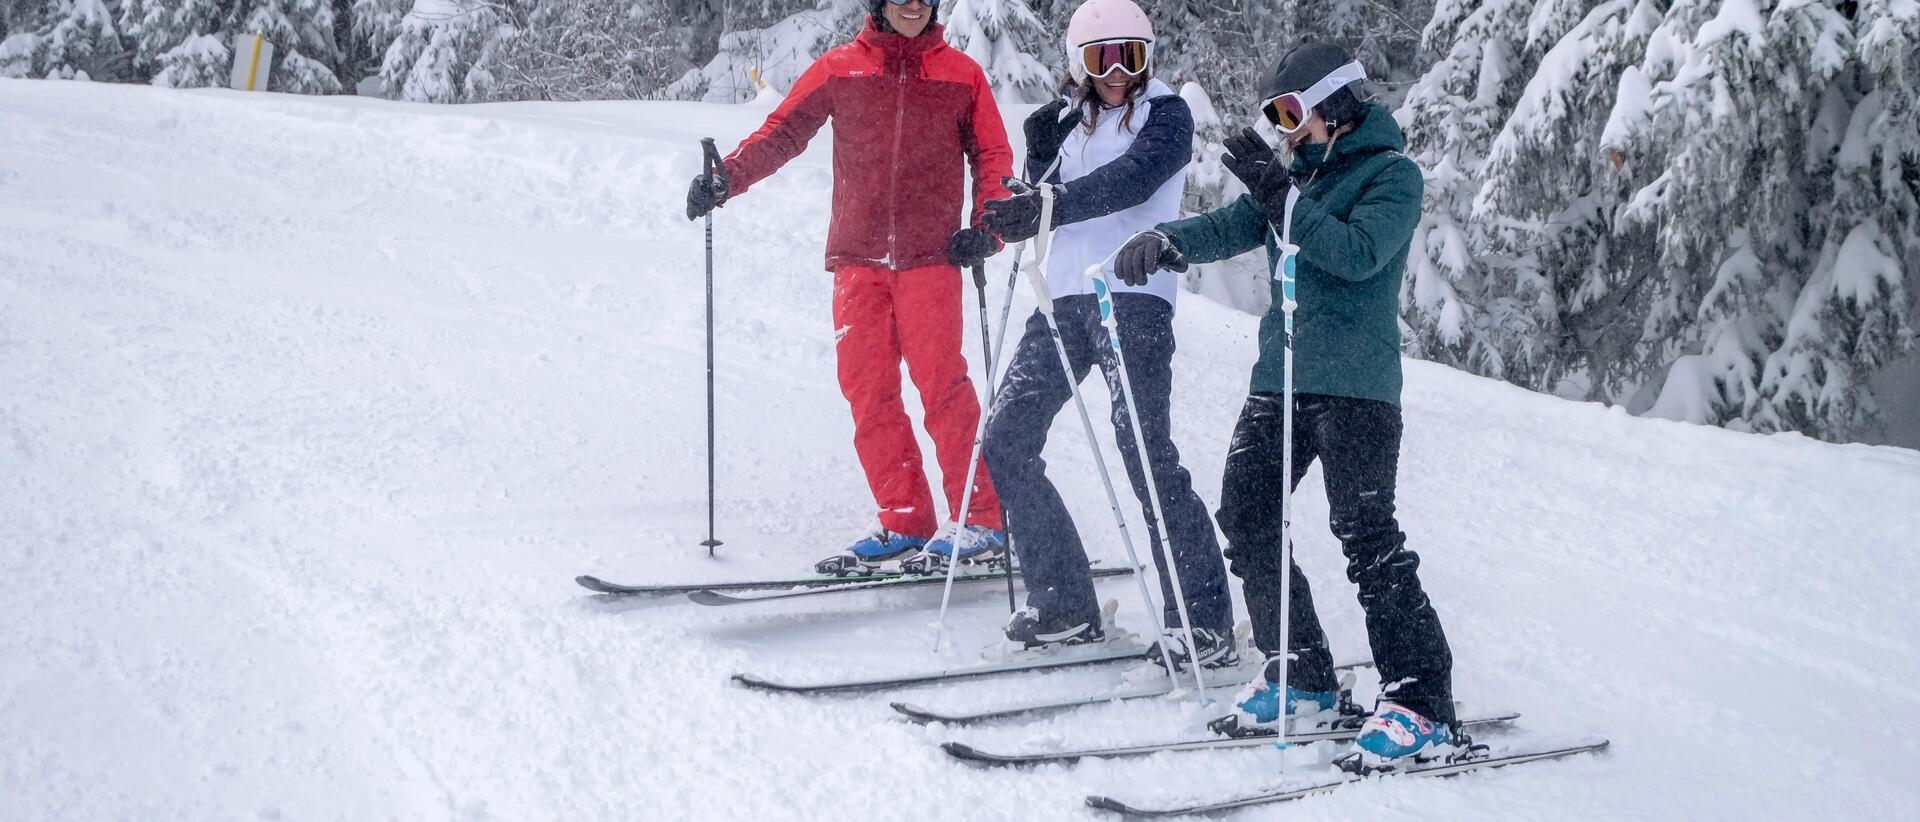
[686,0,1014,574]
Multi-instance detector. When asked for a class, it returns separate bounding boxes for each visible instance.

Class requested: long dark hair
[1075,71,1148,135]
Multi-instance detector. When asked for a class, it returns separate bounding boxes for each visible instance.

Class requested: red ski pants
[832,263,1002,538]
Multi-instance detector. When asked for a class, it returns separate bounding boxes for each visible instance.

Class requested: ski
[892,659,1374,725]
[941,711,1519,766]
[576,562,1129,597]
[576,572,906,596]
[686,565,1134,606]
[1084,740,1610,816]
[732,643,1154,695]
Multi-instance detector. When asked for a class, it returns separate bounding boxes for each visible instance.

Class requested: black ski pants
[1216,392,1455,727]
[983,293,1231,631]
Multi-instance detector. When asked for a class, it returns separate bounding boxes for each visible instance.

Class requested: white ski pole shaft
[931,157,1066,650]
[1272,212,1300,763]
[1020,187,1181,692]
[933,297,996,653]
[932,252,1027,648]
[1087,265,1207,695]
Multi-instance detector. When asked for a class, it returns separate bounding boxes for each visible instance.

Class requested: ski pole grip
[971,264,987,290]
[701,137,728,206]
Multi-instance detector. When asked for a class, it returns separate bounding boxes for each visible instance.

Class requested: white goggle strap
[1295,61,1368,113]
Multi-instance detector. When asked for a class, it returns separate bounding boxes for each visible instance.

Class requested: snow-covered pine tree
[0,0,128,81]
[1591,0,1913,437]
[1755,0,1920,437]
[120,0,233,87]
[378,0,522,102]
[1628,0,1832,429]
[1404,0,1918,441]
[242,0,343,92]
[1148,1,1260,110]
[345,0,409,88]
[1398,0,1537,375]
[665,0,861,103]
[492,0,704,101]
[1467,0,1662,397]
[942,0,1055,102]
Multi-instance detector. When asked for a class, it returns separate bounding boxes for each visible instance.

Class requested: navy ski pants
[1216,393,1455,727]
[983,293,1232,632]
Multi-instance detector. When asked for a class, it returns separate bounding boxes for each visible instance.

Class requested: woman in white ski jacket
[979,0,1232,667]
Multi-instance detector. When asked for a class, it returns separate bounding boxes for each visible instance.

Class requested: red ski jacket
[722,20,1014,272]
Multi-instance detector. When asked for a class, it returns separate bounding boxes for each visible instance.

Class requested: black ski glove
[1113,230,1187,287]
[1220,127,1295,224]
[947,227,999,269]
[685,166,729,220]
[981,189,1062,243]
[1024,99,1084,168]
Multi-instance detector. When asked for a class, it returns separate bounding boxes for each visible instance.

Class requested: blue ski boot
[1207,658,1347,738]
[902,524,1007,575]
[1349,701,1456,768]
[814,528,928,577]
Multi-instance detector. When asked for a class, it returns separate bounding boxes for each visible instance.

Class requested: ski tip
[890,702,939,723]
[575,575,611,592]
[940,741,1048,767]
[939,741,990,763]
[686,590,734,606]
[730,672,781,691]
[1085,795,1148,816]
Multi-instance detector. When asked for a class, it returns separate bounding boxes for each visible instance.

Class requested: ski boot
[1207,657,1358,738]
[1338,701,1458,771]
[901,524,1007,575]
[1004,607,1105,649]
[813,528,929,577]
[1144,626,1241,672]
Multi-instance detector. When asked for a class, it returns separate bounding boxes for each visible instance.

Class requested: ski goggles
[1077,39,1152,79]
[1259,60,1368,133]
[881,0,936,5]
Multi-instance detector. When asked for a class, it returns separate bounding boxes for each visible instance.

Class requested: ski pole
[931,159,1062,647]
[970,263,1019,615]
[931,250,1025,649]
[1085,264,1207,696]
[1271,190,1302,763]
[700,137,725,559]
[1007,184,1182,692]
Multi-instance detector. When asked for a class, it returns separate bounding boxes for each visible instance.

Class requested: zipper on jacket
[888,54,907,269]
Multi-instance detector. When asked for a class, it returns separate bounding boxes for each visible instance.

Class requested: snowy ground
[3,79,1918,821]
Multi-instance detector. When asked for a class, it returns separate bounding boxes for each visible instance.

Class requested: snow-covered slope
[3,79,1917,820]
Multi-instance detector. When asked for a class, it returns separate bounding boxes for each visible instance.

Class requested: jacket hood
[858,17,947,53]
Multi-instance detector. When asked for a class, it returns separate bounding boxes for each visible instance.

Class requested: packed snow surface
[3,79,1918,820]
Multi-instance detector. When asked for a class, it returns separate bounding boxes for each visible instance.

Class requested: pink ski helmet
[1065,0,1156,83]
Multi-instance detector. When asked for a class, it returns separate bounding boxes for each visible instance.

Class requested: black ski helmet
[1259,42,1368,128]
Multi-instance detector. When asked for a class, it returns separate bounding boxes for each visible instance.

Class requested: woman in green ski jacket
[1114,42,1456,768]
